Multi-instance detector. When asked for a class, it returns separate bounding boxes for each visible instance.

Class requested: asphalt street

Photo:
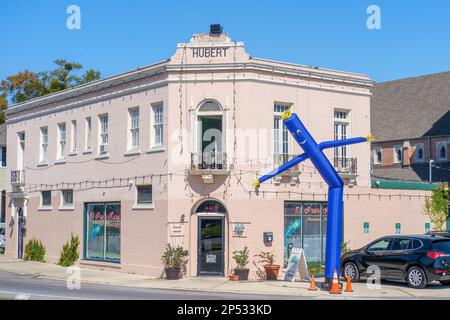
[0,271,302,300]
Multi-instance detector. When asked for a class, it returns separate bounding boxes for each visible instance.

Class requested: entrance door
[198,217,224,276]
[17,208,24,259]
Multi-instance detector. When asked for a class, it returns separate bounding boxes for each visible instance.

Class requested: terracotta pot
[264,265,280,280]
[229,274,240,281]
[165,267,181,280]
[234,268,249,280]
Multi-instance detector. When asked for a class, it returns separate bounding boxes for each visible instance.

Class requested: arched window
[198,101,222,113]
[414,144,424,162]
[438,142,447,161]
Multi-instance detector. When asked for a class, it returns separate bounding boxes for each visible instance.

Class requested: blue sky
[1,0,450,83]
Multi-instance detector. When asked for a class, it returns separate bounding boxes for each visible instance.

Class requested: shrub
[254,251,276,265]
[161,244,189,268]
[232,246,250,268]
[424,183,449,231]
[308,263,325,276]
[58,234,80,267]
[24,238,46,262]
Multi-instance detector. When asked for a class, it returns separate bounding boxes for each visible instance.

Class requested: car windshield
[432,241,450,253]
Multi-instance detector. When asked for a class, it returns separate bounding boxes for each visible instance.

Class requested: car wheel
[439,280,450,286]
[406,267,427,289]
[343,262,360,282]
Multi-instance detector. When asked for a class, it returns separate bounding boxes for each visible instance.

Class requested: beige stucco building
[4,28,431,278]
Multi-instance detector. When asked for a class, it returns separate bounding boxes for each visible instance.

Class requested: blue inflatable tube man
[254,110,373,284]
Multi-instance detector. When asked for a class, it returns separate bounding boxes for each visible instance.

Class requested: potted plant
[255,251,280,280]
[228,273,239,281]
[161,244,189,280]
[232,246,250,280]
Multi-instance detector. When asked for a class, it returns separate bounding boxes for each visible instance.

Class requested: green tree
[0,59,101,123]
[424,183,449,231]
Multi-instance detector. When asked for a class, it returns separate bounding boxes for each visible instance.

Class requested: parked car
[426,231,450,238]
[341,235,450,288]
[0,223,5,250]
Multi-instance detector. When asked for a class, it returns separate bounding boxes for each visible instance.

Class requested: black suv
[341,235,450,288]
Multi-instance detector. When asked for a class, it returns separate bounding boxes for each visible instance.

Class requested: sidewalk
[0,256,449,299]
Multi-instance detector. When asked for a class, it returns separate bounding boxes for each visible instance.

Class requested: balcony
[189,152,230,184]
[334,157,358,185]
[11,169,25,186]
[273,154,301,185]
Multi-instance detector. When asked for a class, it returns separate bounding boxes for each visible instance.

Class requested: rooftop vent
[210,24,223,35]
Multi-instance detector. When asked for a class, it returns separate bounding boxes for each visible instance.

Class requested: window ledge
[83,149,93,155]
[58,206,74,211]
[132,204,155,210]
[55,159,66,165]
[95,154,110,160]
[37,161,49,167]
[124,149,141,157]
[38,206,53,211]
[147,146,165,154]
[68,151,78,156]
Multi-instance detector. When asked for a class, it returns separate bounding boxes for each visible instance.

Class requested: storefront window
[85,203,121,262]
[284,201,327,266]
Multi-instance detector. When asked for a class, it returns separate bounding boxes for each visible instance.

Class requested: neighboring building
[0,124,6,224]
[371,72,450,230]
[4,27,431,278]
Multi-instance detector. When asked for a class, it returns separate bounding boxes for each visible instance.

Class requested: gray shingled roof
[371,71,450,141]
[373,163,450,184]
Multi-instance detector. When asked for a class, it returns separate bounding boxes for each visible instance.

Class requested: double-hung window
[85,117,92,151]
[71,120,77,153]
[61,189,74,208]
[129,108,140,150]
[99,114,109,154]
[334,110,350,160]
[40,127,48,163]
[58,123,66,160]
[152,104,163,147]
[273,104,290,165]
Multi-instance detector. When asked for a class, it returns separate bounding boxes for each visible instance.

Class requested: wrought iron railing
[11,169,25,184]
[191,152,227,170]
[333,157,357,175]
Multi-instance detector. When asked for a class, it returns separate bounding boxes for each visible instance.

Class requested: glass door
[198,217,224,276]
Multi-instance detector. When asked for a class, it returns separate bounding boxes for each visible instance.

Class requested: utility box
[263,232,273,243]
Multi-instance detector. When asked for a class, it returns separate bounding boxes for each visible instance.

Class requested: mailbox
[263,232,273,243]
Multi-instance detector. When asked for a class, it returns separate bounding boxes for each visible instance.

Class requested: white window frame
[71,120,77,153]
[334,109,351,160]
[152,104,163,147]
[128,108,140,151]
[17,131,25,169]
[85,117,92,152]
[374,147,382,165]
[413,143,425,163]
[60,189,74,210]
[98,114,109,154]
[57,123,66,160]
[273,103,292,165]
[40,127,48,164]
[437,141,448,161]
[394,145,402,164]
[39,190,52,210]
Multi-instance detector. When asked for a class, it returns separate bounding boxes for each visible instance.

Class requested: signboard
[195,200,226,214]
[395,223,401,235]
[192,47,229,58]
[425,223,431,233]
[284,248,310,283]
[363,222,370,234]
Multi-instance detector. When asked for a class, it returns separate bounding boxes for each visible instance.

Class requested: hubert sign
[192,47,229,58]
